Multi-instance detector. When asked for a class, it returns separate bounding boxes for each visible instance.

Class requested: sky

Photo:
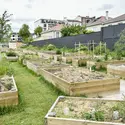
[0,0,124,33]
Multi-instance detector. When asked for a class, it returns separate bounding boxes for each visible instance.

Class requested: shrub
[56,49,62,55]
[95,111,104,121]
[83,112,92,120]
[47,44,56,51]
[6,51,17,57]
[0,60,14,76]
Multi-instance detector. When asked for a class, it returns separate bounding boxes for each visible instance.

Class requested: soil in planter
[29,60,69,68]
[47,67,115,83]
[0,76,14,92]
[52,98,125,123]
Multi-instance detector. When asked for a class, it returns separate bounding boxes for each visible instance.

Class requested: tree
[115,29,125,57]
[19,24,31,42]
[61,25,92,37]
[34,26,42,37]
[0,11,12,42]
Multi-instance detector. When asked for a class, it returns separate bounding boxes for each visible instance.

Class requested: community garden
[0,29,125,125]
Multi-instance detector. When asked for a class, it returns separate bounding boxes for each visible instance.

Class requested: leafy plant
[95,111,104,121]
[0,11,12,43]
[47,44,56,51]
[34,26,42,37]
[83,112,92,120]
[56,49,62,55]
[6,51,17,57]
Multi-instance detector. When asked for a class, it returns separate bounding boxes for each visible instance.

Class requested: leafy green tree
[34,26,42,37]
[0,11,12,42]
[115,29,125,57]
[61,25,92,37]
[19,24,31,42]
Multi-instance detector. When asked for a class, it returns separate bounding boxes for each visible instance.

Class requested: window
[56,32,60,38]
[44,24,47,27]
[13,38,15,40]
[13,35,15,37]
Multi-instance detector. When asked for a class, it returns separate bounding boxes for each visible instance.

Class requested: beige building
[34,24,64,41]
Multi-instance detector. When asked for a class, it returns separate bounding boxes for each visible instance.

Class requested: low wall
[0,76,18,106]
[62,57,72,63]
[23,50,37,55]
[87,60,125,69]
[72,59,88,67]
[6,56,18,62]
[107,64,125,78]
[40,68,120,96]
[45,96,123,125]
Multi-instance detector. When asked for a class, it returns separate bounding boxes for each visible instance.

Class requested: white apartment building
[11,32,20,42]
[34,19,65,32]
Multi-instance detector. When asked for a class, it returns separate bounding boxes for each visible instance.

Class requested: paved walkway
[105,80,125,100]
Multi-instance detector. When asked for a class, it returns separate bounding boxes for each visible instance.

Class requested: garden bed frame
[0,76,18,106]
[5,55,18,62]
[45,96,124,125]
[26,60,70,75]
[107,64,125,78]
[40,68,120,96]
[87,60,125,69]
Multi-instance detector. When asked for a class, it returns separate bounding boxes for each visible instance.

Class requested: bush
[6,52,17,57]
[56,49,62,55]
[47,44,56,51]
[95,111,104,121]
[83,112,92,120]
[0,60,14,76]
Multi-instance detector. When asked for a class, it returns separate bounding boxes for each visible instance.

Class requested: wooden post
[100,42,101,56]
[78,42,81,59]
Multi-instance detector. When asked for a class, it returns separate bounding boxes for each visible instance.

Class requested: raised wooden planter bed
[62,56,72,63]
[45,96,125,125]
[40,67,120,96]
[107,64,125,78]
[26,60,70,75]
[87,60,125,69]
[72,58,88,67]
[0,76,18,106]
[23,49,37,55]
[6,55,18,62]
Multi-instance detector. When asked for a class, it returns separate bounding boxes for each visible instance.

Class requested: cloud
[25,4,32,9]
[97,4,114,11]
[28,0,34,2]
[11,18,35,32]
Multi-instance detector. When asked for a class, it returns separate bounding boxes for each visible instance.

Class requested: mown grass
[0,62,63,125]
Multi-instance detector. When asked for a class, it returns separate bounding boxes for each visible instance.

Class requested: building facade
[34,19,65,32]
[11,32,21,42]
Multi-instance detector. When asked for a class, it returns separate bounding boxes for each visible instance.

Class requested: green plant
[91,65,96,71]
[96,59,102,62]
[6,51,17,57]
[83,112,92,120]
[56,49,62,55]
[47,44,56,51]
[95,111,104,121]
[0,60,14,76]
[104,53,108,61]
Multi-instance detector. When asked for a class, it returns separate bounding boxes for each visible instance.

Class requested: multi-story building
[34,19,65,32]
[11,32,21,42]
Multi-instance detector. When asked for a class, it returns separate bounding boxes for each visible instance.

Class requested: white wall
[87,25,102,32]
[103,21,125,27]
[9,42,17,49]
[34,31,62,41]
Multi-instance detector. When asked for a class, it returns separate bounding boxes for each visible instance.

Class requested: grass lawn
[0,62,62,125]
